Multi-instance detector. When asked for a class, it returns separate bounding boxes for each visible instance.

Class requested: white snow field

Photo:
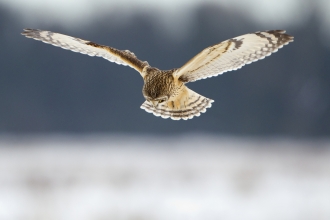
[0,135,329,220]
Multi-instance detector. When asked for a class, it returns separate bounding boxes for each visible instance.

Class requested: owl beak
[150,100,158,108]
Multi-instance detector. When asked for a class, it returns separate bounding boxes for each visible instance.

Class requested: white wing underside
[22,29,147,73]
[175,30,294,82]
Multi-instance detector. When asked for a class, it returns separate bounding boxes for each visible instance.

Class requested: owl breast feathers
[22,29,293,120]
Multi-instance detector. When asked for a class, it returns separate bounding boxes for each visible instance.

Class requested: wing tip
[266,29,294,43]
[21,28,42,38]
[21,28,36,34]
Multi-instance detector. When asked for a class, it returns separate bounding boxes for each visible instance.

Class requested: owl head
[142,67,174,107]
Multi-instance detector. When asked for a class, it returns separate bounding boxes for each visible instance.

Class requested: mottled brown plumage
[142,67,176,100]
[22,29,293,120]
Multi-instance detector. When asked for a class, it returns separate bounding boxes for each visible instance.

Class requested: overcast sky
[2,0,328,24]
[1,0,329,39]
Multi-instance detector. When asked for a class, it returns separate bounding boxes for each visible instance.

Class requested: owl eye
[158,98,167,103]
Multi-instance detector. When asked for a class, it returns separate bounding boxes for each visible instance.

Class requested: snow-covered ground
[0,135,329,220]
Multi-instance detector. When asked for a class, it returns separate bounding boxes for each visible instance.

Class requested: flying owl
[22,29,293,120]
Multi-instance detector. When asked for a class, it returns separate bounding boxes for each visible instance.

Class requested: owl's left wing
[22,29,149,74]
[174,30,293,82]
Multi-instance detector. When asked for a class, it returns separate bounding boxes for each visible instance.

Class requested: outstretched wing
[174,30,294,82]
[21,28,149,74]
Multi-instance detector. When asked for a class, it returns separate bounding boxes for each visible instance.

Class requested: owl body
[22,29,293,120]
[140,66,214,120]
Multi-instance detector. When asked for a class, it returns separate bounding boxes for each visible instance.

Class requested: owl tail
[140,87,214,120]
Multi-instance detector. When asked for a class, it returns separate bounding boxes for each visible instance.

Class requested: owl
[22,29,293,120]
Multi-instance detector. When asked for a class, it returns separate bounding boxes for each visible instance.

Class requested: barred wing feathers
[175,30,293,82]
[21,29,148,73]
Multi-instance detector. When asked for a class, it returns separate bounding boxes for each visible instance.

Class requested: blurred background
[0,0,330,219]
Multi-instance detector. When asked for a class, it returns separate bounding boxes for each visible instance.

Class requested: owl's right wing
[22,29,149,75]
[174,30,293,82]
